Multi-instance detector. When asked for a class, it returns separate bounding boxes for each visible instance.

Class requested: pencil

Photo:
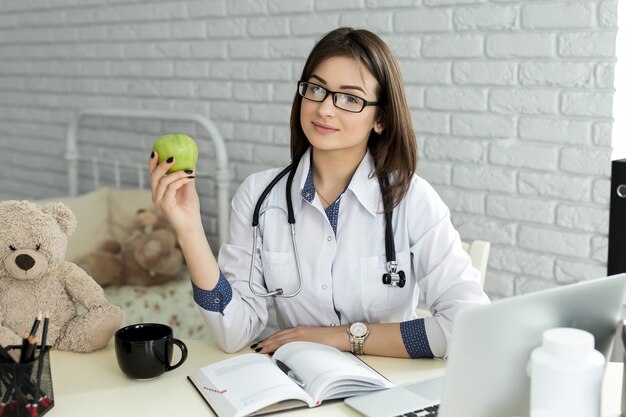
[23,335,37,363]
[19,312,43,363]
[35,312,50,403]
[29,312,43,338]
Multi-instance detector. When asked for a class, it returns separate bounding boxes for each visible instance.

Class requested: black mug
[115,323,188,380]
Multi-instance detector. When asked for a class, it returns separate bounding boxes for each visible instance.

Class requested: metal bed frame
[64,108,230,245]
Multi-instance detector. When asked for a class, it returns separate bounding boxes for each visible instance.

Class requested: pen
[275,359,305,388]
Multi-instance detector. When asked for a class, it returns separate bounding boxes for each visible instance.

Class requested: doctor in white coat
[150,27,489,359]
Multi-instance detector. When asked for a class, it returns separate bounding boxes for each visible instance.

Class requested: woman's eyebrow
[309,74,367,94]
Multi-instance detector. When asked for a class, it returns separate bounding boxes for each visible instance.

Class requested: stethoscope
[248,159,406,298]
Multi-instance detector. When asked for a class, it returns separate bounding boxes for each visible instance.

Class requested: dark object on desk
[609,158,626,275]
[115,323,188,380]
[0,345,54,417]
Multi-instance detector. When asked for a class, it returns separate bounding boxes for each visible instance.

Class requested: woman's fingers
[150,155,189,202]
[254,327,303,354]
[153,167,193,207]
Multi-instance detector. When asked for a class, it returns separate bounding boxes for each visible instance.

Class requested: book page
[190,353,314,417]
[273,341,395,402]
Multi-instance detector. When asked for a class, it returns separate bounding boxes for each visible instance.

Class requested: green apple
[153,133,199,174]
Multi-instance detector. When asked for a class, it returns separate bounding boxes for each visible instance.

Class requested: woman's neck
[311,148,366,205]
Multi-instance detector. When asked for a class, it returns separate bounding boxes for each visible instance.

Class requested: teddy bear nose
[15,254,35,271]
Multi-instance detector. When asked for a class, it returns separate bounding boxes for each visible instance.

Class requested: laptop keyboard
[393,404,440,417]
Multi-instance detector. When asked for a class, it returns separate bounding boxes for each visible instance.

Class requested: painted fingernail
[250,343,258,349]
[187,176,195,179]
[150,151,155,159]
[166,157,174,163]
[255,347,262,353]
[184,169,193,174]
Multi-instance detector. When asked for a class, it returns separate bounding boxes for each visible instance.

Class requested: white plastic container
[529,327,605,417]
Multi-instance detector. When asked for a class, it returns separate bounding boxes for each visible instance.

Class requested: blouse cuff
[192,271,233,315]
[400,318,434,359]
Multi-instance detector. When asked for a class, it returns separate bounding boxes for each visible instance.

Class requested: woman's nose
[316,94,336,116]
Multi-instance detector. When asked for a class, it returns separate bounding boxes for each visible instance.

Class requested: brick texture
[0,0,617,298]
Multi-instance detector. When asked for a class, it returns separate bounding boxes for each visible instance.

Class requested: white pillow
[35,188,111,261]
[35,187,154,261]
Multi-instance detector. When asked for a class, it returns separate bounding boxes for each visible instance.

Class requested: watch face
[350,322,368,337]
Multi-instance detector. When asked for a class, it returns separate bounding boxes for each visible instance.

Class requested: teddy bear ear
[41,202,77,236]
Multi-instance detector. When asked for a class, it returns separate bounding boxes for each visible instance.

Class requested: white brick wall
[0,0,617,297]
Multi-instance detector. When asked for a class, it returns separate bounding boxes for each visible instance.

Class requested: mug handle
[165,338,188,372]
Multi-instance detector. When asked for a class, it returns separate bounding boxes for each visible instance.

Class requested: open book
[188,341,395,417]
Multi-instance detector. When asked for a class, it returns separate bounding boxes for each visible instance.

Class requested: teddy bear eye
[35,243,41,251]
[8,245,16,251]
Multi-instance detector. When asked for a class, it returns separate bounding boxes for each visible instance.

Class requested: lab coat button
[327,236,332,241]
[322,284,327,290]
[330,323,336,327]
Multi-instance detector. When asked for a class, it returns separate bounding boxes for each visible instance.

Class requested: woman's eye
[35,244,41,251]
[312,86,326,96]
[338,94,358,105]
[9,245,16,251]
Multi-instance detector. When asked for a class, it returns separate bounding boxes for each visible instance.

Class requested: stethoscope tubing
[248,221,304,298]
[248,158,404,298]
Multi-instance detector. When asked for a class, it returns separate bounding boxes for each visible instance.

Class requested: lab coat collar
[346,150,383,217]
[293,147,382,217]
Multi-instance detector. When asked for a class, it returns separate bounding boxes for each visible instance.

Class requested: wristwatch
[347,322,370,355]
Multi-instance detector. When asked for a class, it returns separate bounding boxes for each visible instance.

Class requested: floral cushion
[103,276,212,340]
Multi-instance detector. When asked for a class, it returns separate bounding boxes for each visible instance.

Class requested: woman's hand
[251,325,350,354]
[150,151,201,235]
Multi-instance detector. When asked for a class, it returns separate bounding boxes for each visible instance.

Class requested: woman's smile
[312,121,339,134]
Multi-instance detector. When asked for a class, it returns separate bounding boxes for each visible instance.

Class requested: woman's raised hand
[149,151,201,235]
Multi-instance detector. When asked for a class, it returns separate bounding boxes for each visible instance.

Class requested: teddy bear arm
[60,262,112,308]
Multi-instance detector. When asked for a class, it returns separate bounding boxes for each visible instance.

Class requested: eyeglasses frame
[297,81,381,113]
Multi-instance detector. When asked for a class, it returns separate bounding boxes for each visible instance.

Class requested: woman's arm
[251,319,445,359]
[149,153,221,291]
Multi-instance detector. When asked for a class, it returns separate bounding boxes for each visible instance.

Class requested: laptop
[345,273,626,417]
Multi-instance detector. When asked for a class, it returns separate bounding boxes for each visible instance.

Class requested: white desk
[48,339,622,417]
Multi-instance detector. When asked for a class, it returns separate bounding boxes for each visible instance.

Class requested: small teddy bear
[0,200,123,353]
[76,208,184,287]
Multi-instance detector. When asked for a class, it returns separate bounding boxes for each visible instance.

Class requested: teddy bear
[75,208,184,287]
[0,200,123,353]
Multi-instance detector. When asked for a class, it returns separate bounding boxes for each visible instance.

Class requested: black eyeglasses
[297,81,381,113]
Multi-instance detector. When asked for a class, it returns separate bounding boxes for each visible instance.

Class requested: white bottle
[529,327,605,417]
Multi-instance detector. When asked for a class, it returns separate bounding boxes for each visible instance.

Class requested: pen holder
[0,345,54,417]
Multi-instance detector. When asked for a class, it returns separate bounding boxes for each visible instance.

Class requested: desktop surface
[48,339,621,417]
[48,339,445,417]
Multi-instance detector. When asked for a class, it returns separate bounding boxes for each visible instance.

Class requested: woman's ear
[374,120,384,135]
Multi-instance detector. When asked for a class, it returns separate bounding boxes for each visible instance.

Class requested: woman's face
[300,56,381,156]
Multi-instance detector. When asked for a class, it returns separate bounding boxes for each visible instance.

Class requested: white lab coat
[198,148,489,355]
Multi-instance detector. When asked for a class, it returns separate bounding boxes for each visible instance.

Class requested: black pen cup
[0,345,54,417]
[115,323,188,380]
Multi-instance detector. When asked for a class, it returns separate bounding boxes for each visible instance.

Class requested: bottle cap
[542,327,594,356]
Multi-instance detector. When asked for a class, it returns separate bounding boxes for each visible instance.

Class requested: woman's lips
[312,122,338,134]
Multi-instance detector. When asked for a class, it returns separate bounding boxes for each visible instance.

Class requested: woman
[150,27,489,359]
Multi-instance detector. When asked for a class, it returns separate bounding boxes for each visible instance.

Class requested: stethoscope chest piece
[382,260,406,288]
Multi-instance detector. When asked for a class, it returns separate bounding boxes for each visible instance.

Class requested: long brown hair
[290,27,418,212]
